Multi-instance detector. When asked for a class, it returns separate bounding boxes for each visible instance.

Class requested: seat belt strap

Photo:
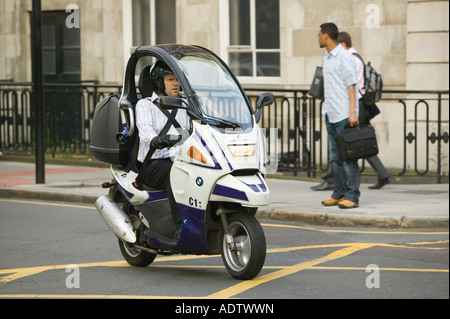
[135,101,179,187]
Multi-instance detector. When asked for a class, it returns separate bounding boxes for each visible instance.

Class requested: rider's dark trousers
[139,158,181,226]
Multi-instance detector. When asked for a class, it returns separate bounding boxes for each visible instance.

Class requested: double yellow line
[0,199,448,299]
[1,241,448,299]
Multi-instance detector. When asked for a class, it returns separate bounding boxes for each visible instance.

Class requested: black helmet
[150,60,174,94]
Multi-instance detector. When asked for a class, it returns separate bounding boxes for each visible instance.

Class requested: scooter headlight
[228,144,256,157]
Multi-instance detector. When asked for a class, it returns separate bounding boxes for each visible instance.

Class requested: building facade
[0,0,448,174]
[2,0,448,89]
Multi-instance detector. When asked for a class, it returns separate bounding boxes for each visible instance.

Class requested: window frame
[122,0,176,68]
[220,0,281,85]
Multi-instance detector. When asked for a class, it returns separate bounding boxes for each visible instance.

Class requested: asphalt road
[0,198,448,304]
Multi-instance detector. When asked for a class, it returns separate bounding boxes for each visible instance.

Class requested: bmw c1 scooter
[89,44,274,279]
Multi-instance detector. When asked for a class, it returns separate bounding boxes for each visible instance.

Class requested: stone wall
[406,0,449,91]
[285,0,408,90]
[0,0,31,82]
[1,0,448,90]
[0,0,124,84]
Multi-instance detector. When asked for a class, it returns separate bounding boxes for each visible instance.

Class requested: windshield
[168,48,253,130]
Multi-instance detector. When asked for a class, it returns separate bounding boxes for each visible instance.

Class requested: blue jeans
[325,115,361,203]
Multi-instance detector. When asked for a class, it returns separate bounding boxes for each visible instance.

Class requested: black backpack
[352,53,383,106]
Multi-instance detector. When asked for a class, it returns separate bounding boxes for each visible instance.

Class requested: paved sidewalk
[0,161,448,228]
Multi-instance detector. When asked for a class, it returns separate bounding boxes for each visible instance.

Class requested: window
[129,0,176,74]
[132,0,150,46]
[42,11,81,83]
[228,0,280,78]
[131,0,176,46]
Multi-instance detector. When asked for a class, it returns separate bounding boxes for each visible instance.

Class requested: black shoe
[311,181,334,191]
[369,177,391,189]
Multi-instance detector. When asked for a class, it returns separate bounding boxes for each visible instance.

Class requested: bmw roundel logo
[196,177,204,186]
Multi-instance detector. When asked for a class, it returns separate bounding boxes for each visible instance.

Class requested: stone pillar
[406,1,449,90]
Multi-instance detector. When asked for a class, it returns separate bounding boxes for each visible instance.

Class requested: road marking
[1,199,447,235]
[0,198,95,210]
[261,222,449,235]
[0,199,448,298]
[0,240,447,299]
[207,240,449,298]
[405,240,449,245]
[311,266,448,273]
[0,256,217,285]
[208,243,376,298]
[1,241,447,285]
[0,240,448,284]
[375,241,449,250]
[0,294,197,299]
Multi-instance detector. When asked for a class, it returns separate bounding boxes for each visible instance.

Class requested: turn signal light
[188,146,207,164]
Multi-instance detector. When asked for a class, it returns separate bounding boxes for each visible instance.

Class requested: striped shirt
[322,43,359,123]
[136,92,190,162]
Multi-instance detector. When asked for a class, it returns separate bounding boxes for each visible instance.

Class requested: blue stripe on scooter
[236,174,268,193]
[210,133,233,171]
[257,173,267,192]
[212,184,249,201]
[242,182,260,192]
[117,183,134,201]
[145,190,168,202]
[117,182,168,203]
[187,131,222,170]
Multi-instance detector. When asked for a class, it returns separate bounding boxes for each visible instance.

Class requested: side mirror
[159,96,204,123]
[256,93,274,109]
[255,93,274,123]
[159,96,189,110]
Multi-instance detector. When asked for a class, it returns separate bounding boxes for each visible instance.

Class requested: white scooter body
[110,118,269,209]
[172,119,269,210]
[107,118,269,251]
[91,44,273,279]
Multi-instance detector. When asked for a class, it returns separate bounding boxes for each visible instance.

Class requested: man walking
[338,31,391,190]
[312,31,391,191]
[318,22,361,209]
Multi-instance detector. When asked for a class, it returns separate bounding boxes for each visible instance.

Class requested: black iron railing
[0,82,121,156]
[245,88,449,183]
[1,83,448,182]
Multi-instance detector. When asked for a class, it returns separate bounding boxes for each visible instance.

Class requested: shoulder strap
[352,52,364,65]
[135,101,180,187]
[351,52,366,96]
[153,100,182,129]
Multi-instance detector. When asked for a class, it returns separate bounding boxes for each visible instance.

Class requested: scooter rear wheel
[221,212,266,280]
[118,238,157,267]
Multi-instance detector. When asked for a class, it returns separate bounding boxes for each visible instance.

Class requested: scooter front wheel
[118,238,157,267]
[221,212,266,280]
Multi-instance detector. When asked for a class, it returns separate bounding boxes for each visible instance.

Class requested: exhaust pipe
[95,195,136,243]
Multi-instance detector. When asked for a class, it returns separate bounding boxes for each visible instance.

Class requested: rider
[135,60,191,238]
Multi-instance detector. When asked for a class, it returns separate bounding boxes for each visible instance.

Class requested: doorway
[36,11,83,154]
[42,11,81,83]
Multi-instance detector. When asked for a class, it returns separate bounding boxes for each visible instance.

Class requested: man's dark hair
[320,22,339,41]
[337,31,352,47]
